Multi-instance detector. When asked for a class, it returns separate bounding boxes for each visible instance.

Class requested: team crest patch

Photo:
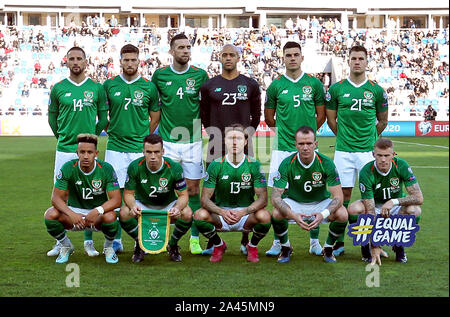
[159,178,168,188]
[302,86,312,95]
[237,85,247,94]
[92,179,102,189]
[363,91,374,100]
[134,90,144,100]
[312,172,322,181]
[57,170,63,180]
[390,177,400,187]
[84,91,94,100]
[325,91,331,102]
[241,173,252,182]
[360,183,366,193]
[186,78,196,88]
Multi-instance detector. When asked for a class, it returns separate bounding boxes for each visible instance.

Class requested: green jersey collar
[374,161,392,177]
[170,64,190,75]
[146,159,165,174]
[67,77,89,87]
[78,159,97,176]
[297,152,315,169]
[120,74,141,84]
[284,72,305,83]
[225,154,246,169]
[347,76,368,88]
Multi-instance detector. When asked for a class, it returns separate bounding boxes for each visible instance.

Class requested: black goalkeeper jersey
[200,74,261,162]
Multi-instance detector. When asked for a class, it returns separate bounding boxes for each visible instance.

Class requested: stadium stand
[0,17,448,121]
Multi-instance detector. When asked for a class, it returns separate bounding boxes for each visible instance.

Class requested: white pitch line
[394,140,449,149]
[410,166,449,168]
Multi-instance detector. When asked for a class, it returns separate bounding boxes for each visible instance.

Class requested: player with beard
[47,47,109,257]
[103,44,160,253]
[152,34,209,255]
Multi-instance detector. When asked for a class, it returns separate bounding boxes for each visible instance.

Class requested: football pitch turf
[0,135,448,298]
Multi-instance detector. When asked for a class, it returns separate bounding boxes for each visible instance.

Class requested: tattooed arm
[362,198,377,216]
[380,183,424,218]
[271,186,310,230]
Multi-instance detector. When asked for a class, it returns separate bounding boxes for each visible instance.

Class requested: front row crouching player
[270,126,348,263]
[194,124,271,263]
[44,134,122,264]
[348,138,423,264]
[119,134,193,262]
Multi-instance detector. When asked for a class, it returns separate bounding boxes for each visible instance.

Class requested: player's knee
[334,206,348,222]
[102,211,117,223]
[404,205,422,217]
[194,208,209,221]
[119,205,131,221]
[271,208,285,220]
[256,209,271,223]
[181,206,193,222]
[348,200,363,215]
[44,207,59,220]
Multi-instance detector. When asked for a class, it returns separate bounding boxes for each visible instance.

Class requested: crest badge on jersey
[84,91,94,101]
[302,86,312,95]
[241,173,252,182]
[92,179,102,190]
[186,78,196,88]
[237,85,247,94]
[390,177,400,187]
[363,91,374,100]
[134,90,144,100]
[159,178,168,188]
[312,172,322,181]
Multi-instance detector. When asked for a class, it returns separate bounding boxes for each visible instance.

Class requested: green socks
[194,219,221,246]
[271,217,289,245]
[188,194,201,237]
[169,219,192,247]
[45,219,66,240]
[326,221,348,246]
[120,217,139,240]
[250,222,271,246]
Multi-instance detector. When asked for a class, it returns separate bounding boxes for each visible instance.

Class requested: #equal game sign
[138,210,171,254]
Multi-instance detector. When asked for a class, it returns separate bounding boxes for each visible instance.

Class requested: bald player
[200,44,262,254]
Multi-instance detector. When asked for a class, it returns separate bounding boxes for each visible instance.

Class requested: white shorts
[163,140,204,180]
[268,150,296,187]
[283,197,332,224]
[217,207,250,232]
[54,151,79,183]
[375,204,402,216]
[105,150,142,188]
[334,151,374,188]
[135,200,177,211]
[68,206,100,232]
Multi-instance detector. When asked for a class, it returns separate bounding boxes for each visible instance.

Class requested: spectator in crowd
[424,104,437,121]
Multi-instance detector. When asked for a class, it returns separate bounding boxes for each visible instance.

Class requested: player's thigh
[268,150,296,187]
[334,151,358,188]
[375,204,402,216]
[354,151,374,172]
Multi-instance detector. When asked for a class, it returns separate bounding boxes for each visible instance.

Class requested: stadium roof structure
[0,0,448,11]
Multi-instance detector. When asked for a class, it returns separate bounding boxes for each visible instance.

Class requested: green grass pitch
[0,136,448,297]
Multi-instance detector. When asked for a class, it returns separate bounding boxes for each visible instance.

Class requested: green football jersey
[203,155,267,208]
[54,159,119,210]
[152,65,209,143]
[48,78,108,153]
[265,73,325,151]
[325,78,388,152]
[103,75,160,152]
[358,157,418,204]
[273,152,341,203]
[125,156,187,206]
